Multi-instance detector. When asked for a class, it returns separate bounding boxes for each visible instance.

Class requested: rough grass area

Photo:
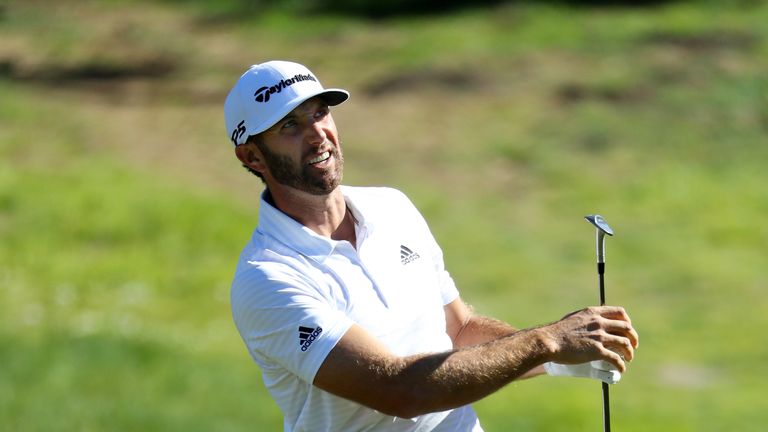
[1,0,767,430]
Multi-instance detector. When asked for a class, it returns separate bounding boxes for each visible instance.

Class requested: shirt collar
[255,187,370,263]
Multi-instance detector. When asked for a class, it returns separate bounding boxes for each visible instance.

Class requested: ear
[235,143,266,175]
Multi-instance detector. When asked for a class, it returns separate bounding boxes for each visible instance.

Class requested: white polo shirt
[231,186,483,432]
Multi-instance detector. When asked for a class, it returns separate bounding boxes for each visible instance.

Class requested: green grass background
[2,0,767,430]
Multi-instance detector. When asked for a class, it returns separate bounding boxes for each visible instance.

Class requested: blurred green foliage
[1,0,767,430]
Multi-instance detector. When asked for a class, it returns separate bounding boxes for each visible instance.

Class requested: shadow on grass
[0,58,176,83]
[162,0,682,22]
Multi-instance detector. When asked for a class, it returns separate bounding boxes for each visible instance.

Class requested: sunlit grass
[1,0,767,430]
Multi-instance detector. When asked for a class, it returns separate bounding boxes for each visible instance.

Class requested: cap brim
[318,89,349,106]
[248,88,350,137]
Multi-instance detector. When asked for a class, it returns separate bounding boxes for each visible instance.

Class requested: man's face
[256,97,343,195]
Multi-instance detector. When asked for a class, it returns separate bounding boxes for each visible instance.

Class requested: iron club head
[585,214,614,265]
[585,215,614,236]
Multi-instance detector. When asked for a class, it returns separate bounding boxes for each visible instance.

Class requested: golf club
[585,214,614,432]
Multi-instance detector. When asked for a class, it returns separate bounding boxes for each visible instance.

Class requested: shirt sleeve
[436,265,460,306]
[231,264,355,384]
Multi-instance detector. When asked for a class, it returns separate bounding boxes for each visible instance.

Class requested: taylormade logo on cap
[224,60,349,146]
[254,74,318,103]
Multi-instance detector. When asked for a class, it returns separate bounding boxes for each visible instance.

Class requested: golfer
[225,60,639,431]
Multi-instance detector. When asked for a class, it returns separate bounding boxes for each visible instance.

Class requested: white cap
[224,60,349,146]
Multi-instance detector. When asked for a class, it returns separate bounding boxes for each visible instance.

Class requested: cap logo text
[254,74,317,103]
[230,120,246,145]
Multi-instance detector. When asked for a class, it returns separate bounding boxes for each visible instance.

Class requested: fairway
[1,0,768,430]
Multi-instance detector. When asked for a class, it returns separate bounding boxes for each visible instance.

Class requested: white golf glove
[544,360,622,385]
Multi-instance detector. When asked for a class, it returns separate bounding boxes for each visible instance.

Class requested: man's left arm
[444,297,546,378]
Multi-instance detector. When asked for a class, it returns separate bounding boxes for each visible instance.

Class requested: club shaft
[598,266,610,431]
[598,263,606,305]
[602,382,611,432]
[589,217,613,432]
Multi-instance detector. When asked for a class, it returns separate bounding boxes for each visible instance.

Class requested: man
[225,60,639,431]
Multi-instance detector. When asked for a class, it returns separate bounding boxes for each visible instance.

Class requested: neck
[266,185,356,246]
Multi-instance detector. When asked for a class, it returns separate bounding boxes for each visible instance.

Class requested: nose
[305,120,327,147]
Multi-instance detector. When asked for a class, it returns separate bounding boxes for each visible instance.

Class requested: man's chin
[304,178,342,196]
[270,164,343,196]
[301,166,343,195]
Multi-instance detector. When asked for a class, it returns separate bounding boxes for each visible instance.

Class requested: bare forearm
[454,314,545,379]
[453,314,517,348]
[383,327,550,417]
[315,306,638,418]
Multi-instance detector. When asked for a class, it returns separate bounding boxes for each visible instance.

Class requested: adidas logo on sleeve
[298,325,323,352]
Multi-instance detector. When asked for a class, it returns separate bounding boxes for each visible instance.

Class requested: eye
[314,106,329,119]
[280,119,297,130]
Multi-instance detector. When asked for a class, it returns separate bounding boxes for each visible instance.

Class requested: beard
[257,141,344,195]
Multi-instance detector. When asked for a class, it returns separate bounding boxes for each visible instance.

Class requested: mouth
[307,151,331,165]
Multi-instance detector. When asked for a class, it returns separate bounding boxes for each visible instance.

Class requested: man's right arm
[313,306,638,418]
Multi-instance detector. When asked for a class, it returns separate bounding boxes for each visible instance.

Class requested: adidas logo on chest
[400,245,421,265]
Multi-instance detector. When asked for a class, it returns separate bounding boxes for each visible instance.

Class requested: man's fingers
[597,306,631,323]
[602,318,640,349]
[599,347,626,373]
[602,334,635,362]
[593,306,639,349]
[553,305,639,368]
